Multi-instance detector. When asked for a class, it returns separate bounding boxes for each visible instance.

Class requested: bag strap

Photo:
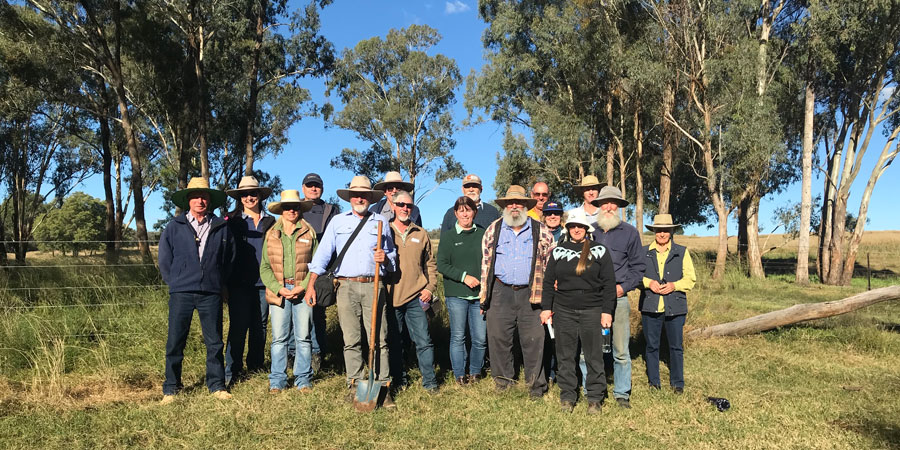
[325,211,372,274]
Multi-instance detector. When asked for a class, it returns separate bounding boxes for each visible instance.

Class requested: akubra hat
[226,175,273,200]
[267,190,313,215]
[564,209,595,233]
[591,185,629,208]
[336,175,385,203]
[646,214,681,232]
[574,175,606,193]
[495,185,538,209]
[373,171,415,193]
[172,177,227,210]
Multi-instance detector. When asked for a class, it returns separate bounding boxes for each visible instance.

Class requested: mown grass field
[0,232,898,449]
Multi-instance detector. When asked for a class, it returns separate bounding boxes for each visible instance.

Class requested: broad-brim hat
[267,190,313,215]
[564,209,595,233]
[172,177,227,210]
[646,214,681,232]
[336,175,385,203]
[373,171,415,193]
[591,185,629,208]
[495,185,538,209]
[574,175,606,193]
[226,175,273,200]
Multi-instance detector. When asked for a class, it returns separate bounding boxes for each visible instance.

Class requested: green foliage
[326,25,464,192]
[33,192,108,255]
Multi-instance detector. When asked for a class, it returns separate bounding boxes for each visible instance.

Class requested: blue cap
[543,201,563,213]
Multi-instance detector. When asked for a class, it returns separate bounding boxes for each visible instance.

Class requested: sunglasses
[240,192,258,198]
[304,183,322,189]
[282,205,302,211]
[532,192,549,198]
[394,202,413,209]
[544,211,562,217]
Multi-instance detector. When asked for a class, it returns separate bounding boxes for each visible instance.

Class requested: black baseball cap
[302,173,323,186]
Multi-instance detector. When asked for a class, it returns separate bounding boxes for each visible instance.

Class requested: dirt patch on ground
[0,376,158,413]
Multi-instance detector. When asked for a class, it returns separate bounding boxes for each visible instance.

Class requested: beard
[352,203,368,214]
[502,208,528,227]
[596,213,621,232]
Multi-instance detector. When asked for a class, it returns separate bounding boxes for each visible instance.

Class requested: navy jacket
[159,213,236,294]
[225,210,275,288]
[591,221,646,294]
[440,201,501,231]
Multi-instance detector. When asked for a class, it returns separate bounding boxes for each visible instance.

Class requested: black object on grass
[707,397,731,412]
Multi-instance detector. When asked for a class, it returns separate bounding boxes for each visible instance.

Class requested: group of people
[156,171,695,414]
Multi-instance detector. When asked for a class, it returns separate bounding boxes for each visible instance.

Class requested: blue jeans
[611,296,632,400]
[225,286,267,383]
[642,313,686,389]
[163,292,225,395]
[388,300,437,390]
[445,296,487,379]
[268,285,313,390]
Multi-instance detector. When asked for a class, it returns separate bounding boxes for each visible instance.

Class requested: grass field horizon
[1,231,898,448]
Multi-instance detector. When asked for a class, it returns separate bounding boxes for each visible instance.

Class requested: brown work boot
[587,402,603,415]
[381,390,397,409]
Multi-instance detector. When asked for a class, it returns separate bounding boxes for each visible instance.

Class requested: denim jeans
[268,284,313,390]
[388,300,438,390]
[163,292,225,395]
[609,295,632,399]
[445,296,486,379]
[225,286,267,383]
[642,312,686,389]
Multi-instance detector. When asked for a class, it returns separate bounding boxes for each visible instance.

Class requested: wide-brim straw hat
[373,171,415,192]
[172,177,227,210]
[564,209,595,233]
[495,185,538,209]
[267,190,313,215]
[336,175,385,202]
[646,214,681,232]
[226,175,273,199]
[591,185,629,208]
[574,175,606,193]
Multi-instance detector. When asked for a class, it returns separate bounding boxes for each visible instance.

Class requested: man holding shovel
[305,175,397,408]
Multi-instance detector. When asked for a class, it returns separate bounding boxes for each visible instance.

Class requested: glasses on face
[532,192,549,198]
[394,202,413,209]
[241,192,258,198]
[282,205,301,212]
[462,184,480,190]
[384,184,401,192]
[304,183,322,190]
[544,212,562,217]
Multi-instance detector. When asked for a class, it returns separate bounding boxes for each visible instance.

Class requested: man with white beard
[440,174,501,231]
[305,175,397,406]
[478,185,555,398]
[589,186,645,409]
[384,190,439,393]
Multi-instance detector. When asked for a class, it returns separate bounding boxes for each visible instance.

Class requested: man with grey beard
[589,186,645,409]
[479,185,555,398]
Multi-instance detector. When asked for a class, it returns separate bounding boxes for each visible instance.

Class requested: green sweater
[437,223,486,299]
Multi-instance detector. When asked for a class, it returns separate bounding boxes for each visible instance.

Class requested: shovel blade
[353,379,386,412]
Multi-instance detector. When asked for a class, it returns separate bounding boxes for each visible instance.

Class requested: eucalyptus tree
[326,24,463,197]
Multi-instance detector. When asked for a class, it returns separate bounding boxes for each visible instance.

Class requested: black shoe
[649,384,661,391]
[560,400,575,413]
[587,402,603,415]
[456,376,467,386]
[616,398,631,409]
[673,387,684,395]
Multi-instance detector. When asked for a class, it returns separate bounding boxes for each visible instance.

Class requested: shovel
[354,220,387,412]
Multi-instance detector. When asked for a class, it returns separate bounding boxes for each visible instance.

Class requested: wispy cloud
[445,1,470,14]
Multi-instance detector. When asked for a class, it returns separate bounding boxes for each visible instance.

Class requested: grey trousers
[486,282,547,396]
[336,280,391,383]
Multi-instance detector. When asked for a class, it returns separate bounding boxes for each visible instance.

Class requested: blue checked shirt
[309,210,396,277]
[493,219,534,286]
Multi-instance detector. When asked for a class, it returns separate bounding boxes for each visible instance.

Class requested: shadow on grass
[831,417,900,449]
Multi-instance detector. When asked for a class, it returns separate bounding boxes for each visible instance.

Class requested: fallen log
[687,285,900,338]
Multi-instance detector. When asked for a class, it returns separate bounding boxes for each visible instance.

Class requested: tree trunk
[605,97,615,187]
[737,196,749,264]
[242,1,265,176]
[99,101,117,263]
[796,81,814,285]
[746,196,764,279]
[633,107,644,232]
[192,24,210,180]
[688,285,900,338]
[114,149,125,249]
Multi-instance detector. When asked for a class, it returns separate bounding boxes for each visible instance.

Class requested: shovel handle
[367,220,383,373]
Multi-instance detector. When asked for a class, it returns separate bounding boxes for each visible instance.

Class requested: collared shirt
[566,204,601,225]
[187,212,211,261]
[309,210,396,277]
[260,220,316,294]
[493,219,534,286]
[642,241,696,312]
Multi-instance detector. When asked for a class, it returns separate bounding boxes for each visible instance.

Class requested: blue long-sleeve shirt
[308,210,396,277]
[493,219,534,286]
[591,221,646,294]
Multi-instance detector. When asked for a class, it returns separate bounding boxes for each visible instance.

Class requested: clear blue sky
[78,0,899,236]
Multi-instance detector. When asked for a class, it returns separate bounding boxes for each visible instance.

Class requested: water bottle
[601,327,612,353]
